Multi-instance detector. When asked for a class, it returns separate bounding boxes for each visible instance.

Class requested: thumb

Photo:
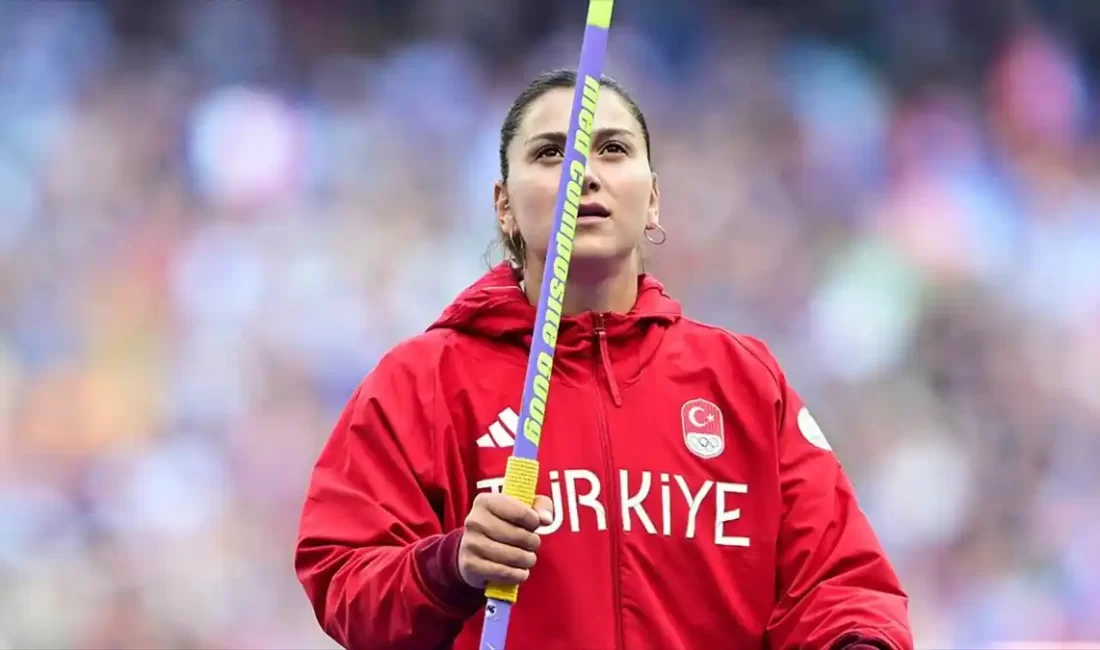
[532,494,554,526]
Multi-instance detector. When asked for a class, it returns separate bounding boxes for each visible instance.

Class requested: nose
[582,168,602,194]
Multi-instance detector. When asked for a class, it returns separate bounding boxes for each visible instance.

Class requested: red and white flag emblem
[681,398,724,459]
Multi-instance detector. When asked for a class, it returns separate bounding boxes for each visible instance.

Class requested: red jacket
[295,263,913,650]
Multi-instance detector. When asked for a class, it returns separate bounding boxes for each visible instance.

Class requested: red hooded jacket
[295,263,913,650]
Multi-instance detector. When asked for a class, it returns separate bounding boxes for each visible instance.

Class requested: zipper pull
[593,313,623,406]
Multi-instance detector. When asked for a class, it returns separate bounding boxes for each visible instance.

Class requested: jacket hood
[427,263,682,397]
[428,263,681,341]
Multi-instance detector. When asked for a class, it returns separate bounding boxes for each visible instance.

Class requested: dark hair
[496,69,653,268]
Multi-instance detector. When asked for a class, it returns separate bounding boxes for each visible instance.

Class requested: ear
[646,171,661,230]
[494,180,515,234]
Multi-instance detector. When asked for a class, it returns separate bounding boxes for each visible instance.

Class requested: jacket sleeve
[763,358,914,650]
[294,348,484,650]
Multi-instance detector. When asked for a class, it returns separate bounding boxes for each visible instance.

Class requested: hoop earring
[645,223,666,246]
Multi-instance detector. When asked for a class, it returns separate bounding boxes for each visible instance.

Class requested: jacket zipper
[593,313,625,650]
[595,317,623,406]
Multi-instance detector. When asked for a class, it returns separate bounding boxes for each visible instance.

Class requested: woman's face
[496,87,659,268]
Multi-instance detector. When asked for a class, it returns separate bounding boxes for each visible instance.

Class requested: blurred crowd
[1,1,1098,648]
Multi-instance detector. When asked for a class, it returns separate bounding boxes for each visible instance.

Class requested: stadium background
[1,1,1099,647]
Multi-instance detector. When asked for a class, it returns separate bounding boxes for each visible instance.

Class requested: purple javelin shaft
[511,20,609,466]
[512,23,608,464]
[478,14,611,650]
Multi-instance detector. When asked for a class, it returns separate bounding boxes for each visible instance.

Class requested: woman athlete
[295,69,914,650]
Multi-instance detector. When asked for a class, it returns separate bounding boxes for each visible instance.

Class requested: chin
[567,236,633,265]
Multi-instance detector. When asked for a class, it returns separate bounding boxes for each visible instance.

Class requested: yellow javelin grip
[484,456,541,603]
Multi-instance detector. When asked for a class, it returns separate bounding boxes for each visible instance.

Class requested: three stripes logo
[476,408,520,449]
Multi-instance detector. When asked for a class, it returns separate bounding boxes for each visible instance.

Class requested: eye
[601,141,629,155]
[535,144,564,159]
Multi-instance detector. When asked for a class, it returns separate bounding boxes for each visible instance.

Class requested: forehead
[518,86,639,139]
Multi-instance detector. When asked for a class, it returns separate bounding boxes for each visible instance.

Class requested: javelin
[479,1,615,649]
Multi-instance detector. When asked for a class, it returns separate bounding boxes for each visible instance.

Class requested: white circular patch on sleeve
[797,407,832,451]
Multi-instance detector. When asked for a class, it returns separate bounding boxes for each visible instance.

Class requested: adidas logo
[476,408,520,448]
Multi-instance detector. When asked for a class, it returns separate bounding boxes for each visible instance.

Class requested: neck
[523,256,639,316]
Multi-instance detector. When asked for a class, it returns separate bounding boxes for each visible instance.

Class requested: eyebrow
[525,127,634,147]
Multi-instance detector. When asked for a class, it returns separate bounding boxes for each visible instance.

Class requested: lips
[578,202,610,218]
